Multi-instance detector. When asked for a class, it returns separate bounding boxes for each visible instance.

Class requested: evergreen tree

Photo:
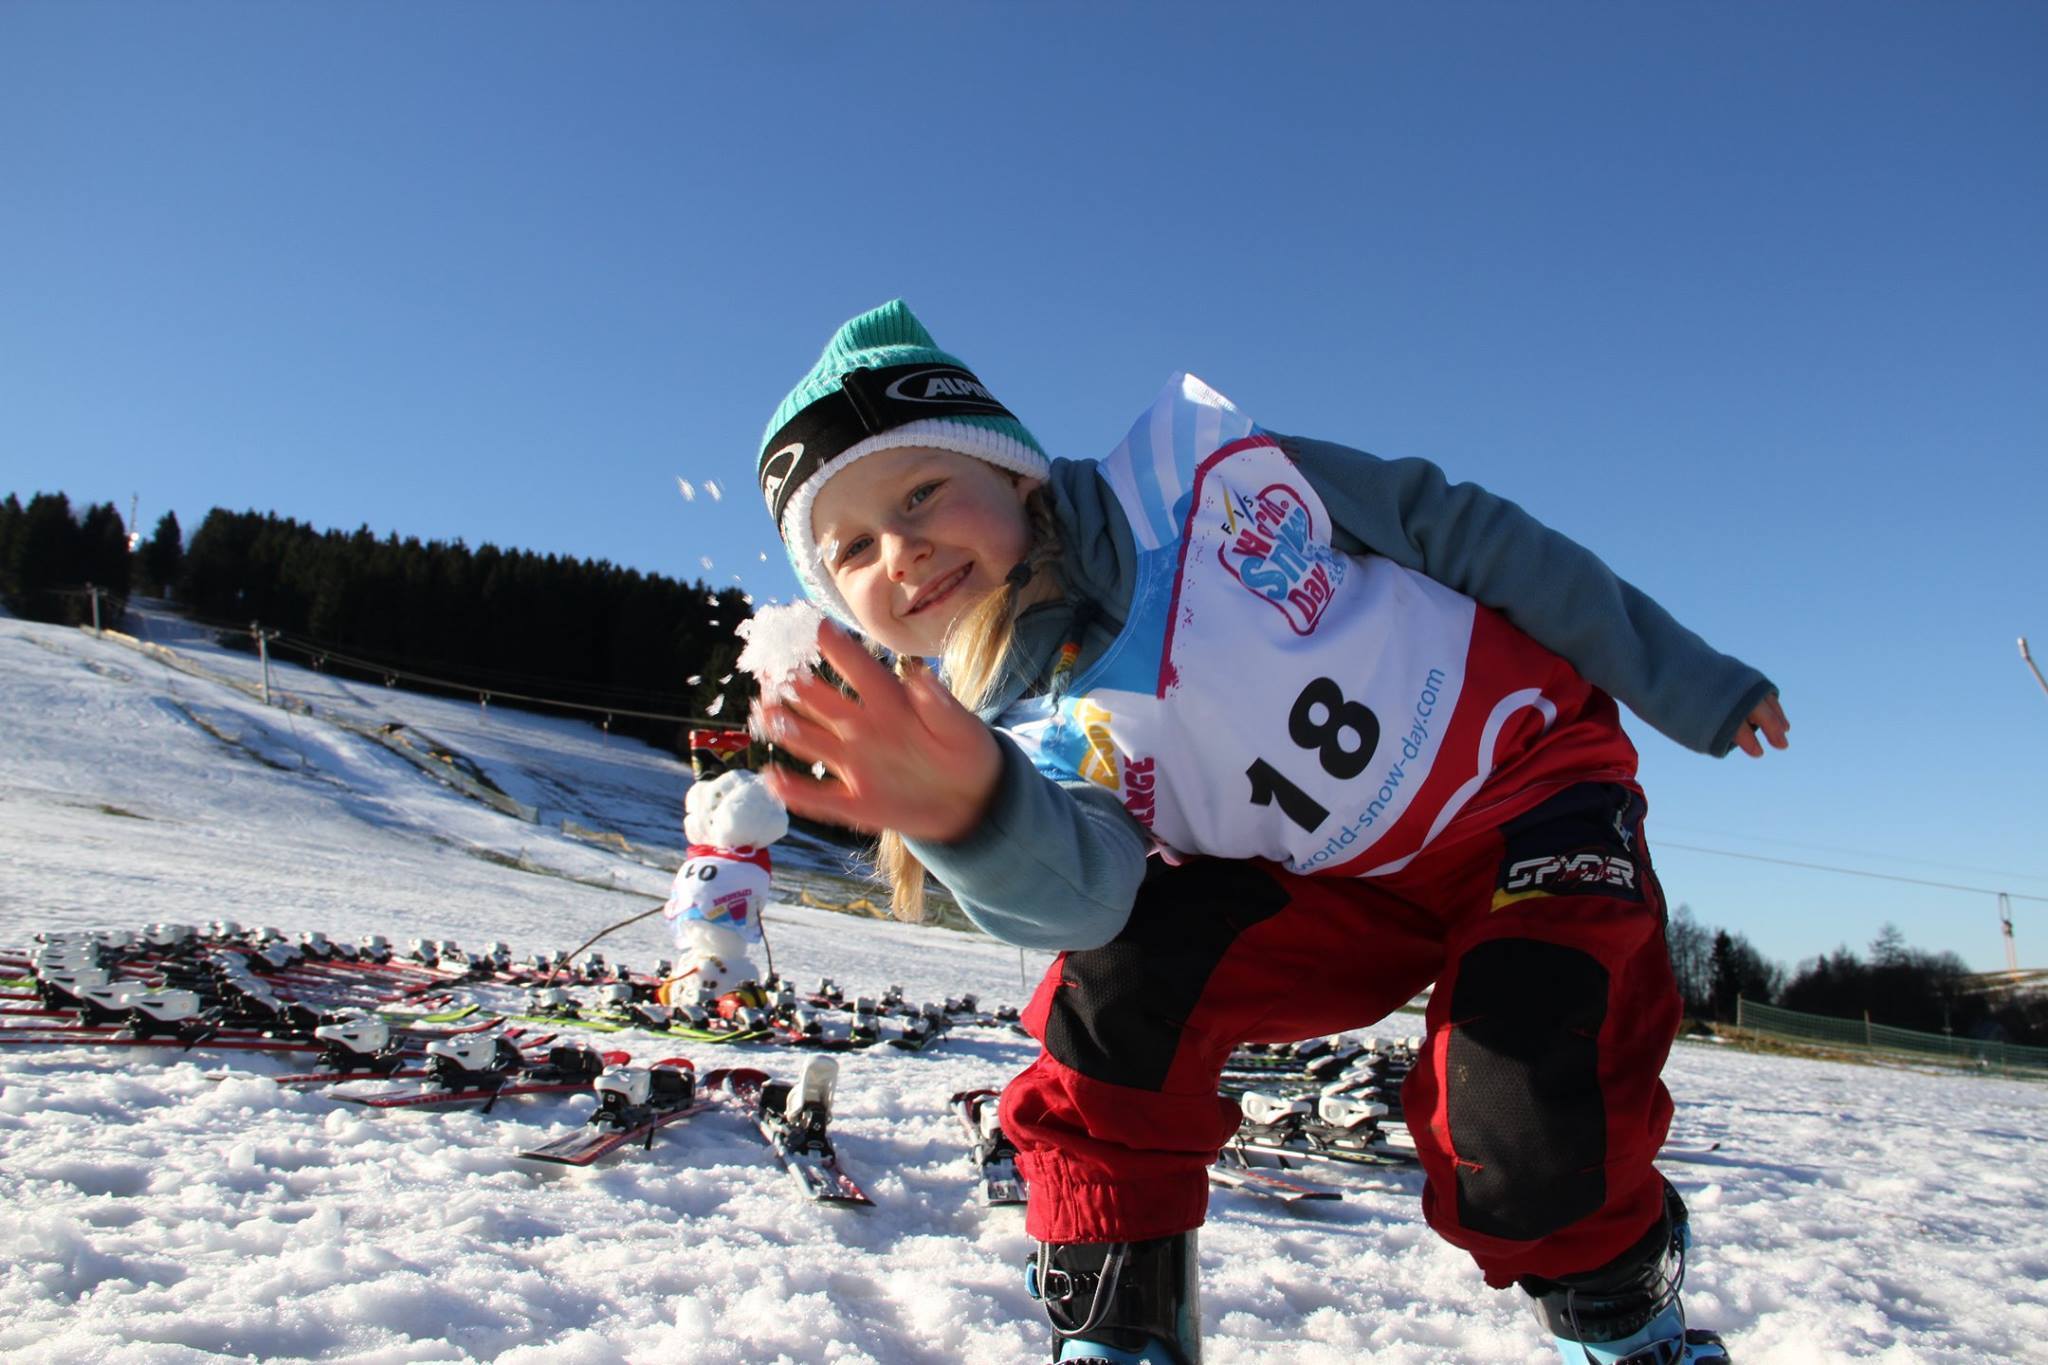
[0,493,21,601]
[137,511,184,597]
[79,499,132,589]
[1706,928,1781,1022]
[8,493,83,623]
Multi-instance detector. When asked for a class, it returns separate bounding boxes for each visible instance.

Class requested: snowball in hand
[734,601,826,702]
[683,770,789,849]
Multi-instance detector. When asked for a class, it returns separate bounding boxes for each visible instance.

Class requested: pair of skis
[510,1055,873,1207]
[950,1086,1346,1209]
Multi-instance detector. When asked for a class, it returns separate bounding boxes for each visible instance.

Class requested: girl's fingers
[779,669,864,733]
[902,665,980,742]
[760,764,880,834]
[752,702,849,771]
[814,624,914,725]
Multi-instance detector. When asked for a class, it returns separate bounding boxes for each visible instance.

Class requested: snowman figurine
[657,769,788,1007]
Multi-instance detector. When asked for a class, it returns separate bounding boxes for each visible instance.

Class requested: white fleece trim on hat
[780,417,1051,629]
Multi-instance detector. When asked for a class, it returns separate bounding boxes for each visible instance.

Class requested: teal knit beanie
[757,300,1049,624]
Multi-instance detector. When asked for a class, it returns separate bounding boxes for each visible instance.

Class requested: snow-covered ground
[2,612,2044,1364]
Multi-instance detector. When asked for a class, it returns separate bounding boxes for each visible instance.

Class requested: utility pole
[87,583,102,634]
[2022,638,2048,700]
[1999,892,2019,973]
[250,621,278,706]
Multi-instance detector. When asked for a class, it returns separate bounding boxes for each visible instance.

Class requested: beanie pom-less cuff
[780,417,1050,628]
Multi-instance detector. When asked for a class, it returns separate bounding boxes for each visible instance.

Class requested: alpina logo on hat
[882,368,1004,407]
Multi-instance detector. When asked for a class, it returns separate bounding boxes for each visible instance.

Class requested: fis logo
[1217,482,1338,635]
[1502,853,1638,894]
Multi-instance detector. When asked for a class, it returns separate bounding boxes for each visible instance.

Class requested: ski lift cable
[1658,840,2048,904]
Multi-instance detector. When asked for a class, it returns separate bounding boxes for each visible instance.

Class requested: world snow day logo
[1217,481,1346,634]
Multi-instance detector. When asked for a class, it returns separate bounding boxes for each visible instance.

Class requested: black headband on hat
[758,362,1019,532]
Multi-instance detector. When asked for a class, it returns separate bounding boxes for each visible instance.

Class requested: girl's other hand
[1732,693,1790,758]
[753,621,1002,843]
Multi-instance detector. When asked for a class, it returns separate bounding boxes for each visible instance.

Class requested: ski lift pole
[250,621,276,705]
[2021,638,2048,701]
[1999,892,2019,974]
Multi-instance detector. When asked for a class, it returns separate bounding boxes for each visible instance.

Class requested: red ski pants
[999,781,1680,1287]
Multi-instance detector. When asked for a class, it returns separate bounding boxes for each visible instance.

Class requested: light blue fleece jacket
[904,435,1776,952]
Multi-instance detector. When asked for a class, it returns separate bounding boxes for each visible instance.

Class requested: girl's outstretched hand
[1732,693,1791,758]
[752,622,1002,843]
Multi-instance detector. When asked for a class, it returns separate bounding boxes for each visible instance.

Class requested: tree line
[1668,907,2043,1045]
[0,492,152,629]
[0,490,750,751]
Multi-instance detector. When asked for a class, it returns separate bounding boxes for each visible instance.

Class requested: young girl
[750,301,1787,1365]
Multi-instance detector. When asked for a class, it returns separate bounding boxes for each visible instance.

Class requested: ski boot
[1527,1183,1729,1363]
[1027,1232,1202,1364]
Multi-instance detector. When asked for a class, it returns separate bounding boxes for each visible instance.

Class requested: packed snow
[2,610,2044,1364]
[682,772,789,852]
[735,602,828,706]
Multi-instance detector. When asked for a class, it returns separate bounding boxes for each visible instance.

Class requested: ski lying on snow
[1208,1146,1342,1203]
[250,1030,559,1087]
[710,1057,872,1206]
[952,1087,1028,1206]
[0,1029,329,1055]
[1226,1133,1418,1172]
[518,1059,708,1165]
[329,1046,630,1111]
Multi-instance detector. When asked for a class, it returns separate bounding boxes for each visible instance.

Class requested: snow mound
[683,770,788,849]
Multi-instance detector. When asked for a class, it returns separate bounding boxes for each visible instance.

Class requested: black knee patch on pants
[1447,938,1609,1241]
[1044,858,1287,1092]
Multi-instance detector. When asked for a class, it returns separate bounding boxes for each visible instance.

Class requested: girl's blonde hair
[878,487,1062,922]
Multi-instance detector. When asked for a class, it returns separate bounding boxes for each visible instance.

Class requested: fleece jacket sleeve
[904,731,1149,951]
[1279,433,1776,757]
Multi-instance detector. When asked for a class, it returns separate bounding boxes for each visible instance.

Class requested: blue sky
[4,2,2044,973]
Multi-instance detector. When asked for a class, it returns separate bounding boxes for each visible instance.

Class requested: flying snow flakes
[676,479,697,502]
[686,675,702,685]
[700,556,714,570]
[704,480,724,501]
[706,695,726,715]
[735,601,826,702]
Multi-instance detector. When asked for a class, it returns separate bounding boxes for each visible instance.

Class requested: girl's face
[809,446,1037,658]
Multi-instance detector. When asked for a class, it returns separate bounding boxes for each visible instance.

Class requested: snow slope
[2,614,2044,1364]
